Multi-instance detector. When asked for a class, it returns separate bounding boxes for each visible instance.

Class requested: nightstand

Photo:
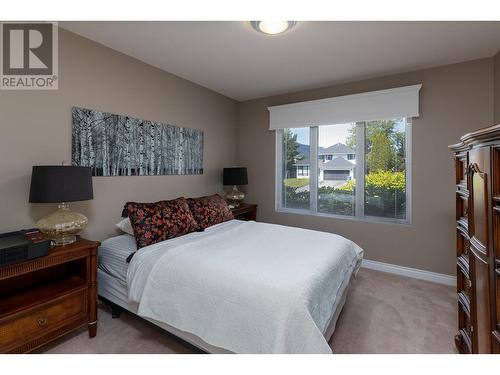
[231,203,258,221]
[0,238,99,353]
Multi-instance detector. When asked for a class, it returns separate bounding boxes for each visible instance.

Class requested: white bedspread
[127,220,363,354]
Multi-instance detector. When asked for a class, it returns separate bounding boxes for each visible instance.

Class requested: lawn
[284,178,310,188]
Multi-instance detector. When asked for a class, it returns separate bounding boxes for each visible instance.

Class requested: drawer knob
[37,317,48,327]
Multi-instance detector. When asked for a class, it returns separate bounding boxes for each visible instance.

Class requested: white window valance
[268,84,422,130]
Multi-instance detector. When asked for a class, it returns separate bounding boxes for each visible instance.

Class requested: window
[318,123,356,216]
[280,128,310,210]
[276,118,411,223]
[364,119,408,220]
[271,84,420,224]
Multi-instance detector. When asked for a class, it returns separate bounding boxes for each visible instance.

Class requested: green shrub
[284,171,406,219]
[365,172,405,219]
[366,171,405,190]
[283,186,310,209]
[332,171,405,193]
[335,179,355,192]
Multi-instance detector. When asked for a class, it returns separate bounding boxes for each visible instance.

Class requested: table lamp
[223,167,248,208]
[29,166,93,245]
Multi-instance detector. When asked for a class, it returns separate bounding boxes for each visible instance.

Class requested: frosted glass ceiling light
[250,21,297,35]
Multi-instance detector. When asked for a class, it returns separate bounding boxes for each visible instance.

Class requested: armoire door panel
[468,147,490,256]
[470,252,492,353]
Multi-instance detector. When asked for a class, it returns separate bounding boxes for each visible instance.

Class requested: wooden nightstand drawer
[0,288,87,351]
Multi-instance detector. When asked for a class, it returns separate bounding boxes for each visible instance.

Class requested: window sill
[275,207,411,226]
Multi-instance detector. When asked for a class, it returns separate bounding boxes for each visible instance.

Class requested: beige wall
[495,50,500,123]
[0,29,238,240]
[237,58,494,275]
[0,28,496,276]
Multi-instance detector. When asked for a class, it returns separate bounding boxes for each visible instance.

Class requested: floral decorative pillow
[187,194,234,230]
[161,197,199,238]
[125,198,199,249]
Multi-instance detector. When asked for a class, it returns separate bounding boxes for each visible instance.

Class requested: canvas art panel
[71,107,204,176]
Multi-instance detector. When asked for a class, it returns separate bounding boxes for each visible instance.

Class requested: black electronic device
[0,228,52,267]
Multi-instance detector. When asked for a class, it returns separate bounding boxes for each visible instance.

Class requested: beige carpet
[37,268,458,354]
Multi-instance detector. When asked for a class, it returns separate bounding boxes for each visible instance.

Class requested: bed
[97,219,363,354]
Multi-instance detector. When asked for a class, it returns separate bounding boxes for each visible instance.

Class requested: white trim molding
[361,259,456,286]
[268,84,422,130]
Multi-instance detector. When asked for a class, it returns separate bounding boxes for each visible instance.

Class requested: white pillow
[116,217,134,236]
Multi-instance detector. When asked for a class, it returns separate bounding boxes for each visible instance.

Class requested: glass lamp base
[52,235,77,246]
[36,203,88,246]
[226,185,245,208]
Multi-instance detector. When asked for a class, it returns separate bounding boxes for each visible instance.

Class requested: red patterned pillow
[125,198,199,249]
[187,194,234,230]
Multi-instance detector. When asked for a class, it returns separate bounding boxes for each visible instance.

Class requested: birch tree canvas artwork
[71,107,204,176]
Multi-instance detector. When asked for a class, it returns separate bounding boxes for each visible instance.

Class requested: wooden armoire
[450,125,500,354]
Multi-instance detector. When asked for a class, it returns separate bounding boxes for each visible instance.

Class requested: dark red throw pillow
[187,194,234,230]
[125,197,199,249]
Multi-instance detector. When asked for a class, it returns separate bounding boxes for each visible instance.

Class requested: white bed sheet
[98,234,136,283]
[127,220,363,354]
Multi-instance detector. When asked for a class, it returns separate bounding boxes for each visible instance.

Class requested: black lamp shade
[29,166,94,203]
[223,167,248,186]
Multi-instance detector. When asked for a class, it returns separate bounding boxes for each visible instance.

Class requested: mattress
[98,234,136,283]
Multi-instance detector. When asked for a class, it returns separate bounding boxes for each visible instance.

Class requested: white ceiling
[61,21,500,101]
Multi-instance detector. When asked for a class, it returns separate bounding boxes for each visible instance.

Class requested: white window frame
[275,119,412,225]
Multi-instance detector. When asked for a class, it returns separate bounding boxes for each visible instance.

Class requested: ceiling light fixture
[250,21,297,35]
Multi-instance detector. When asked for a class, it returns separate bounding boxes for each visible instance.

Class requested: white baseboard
[361,259,456,286]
